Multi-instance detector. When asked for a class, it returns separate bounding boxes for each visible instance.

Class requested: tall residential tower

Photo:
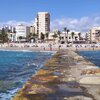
[35,12,50,38]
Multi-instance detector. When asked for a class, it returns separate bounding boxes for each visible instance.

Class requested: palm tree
[45,32,49,39]
[33,33,37,38]
[18,36,23,42]
[67,29,70,43]
[78,32,81,43]
[0,28,8,43]
[27,33,32,42]
[31,33,38,42]
[85,33,89,43]
[8,29,11,33]
[27,32,38,42]
[71,32,75,43]
[52,33,58,42]
[64,27,67,43]
[41,32,45,41]
[78,33,81,40]
[64,27,70,43]
[57,31,61,43]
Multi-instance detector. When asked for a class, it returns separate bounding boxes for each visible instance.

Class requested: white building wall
[15,24,30,41]
[61,31,80,43]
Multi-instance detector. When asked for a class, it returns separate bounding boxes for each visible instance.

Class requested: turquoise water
[78,51,100,67]
[0,50,52,100]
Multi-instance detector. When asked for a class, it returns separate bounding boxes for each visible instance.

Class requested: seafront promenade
[13,50,100,100]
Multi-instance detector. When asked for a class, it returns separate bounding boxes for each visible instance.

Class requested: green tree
[18,36,23,42]
[45,32,49,39]
[78,33,81,40]
[31,33,37,42]
[71,32,75,43]
[27,33,37,42]
[57,31,61,42]
[8,29,11,33]
[41,32,45,40]
[64,27,70,43]
[52,33,58,42]
[27,33,32,41]
[0,28,8,43]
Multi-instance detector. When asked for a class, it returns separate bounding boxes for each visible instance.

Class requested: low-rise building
[60,31,80,43]
[48,31,81,44]
[15,24,30,41]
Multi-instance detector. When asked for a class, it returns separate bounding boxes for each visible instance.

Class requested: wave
[0,50,52,99]
[78,51,100,68]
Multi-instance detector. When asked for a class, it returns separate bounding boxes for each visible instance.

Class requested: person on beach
[43,46,45,51]
[49,44,52,51]
[58,45,61,50]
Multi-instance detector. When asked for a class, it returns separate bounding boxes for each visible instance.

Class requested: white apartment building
[34,18,38,34]
[60,31,80,43]
[35,12,50,39]
[3,25,15,33]
[7,32,16,42]
[48,31,80,44]
[15,24,30,41]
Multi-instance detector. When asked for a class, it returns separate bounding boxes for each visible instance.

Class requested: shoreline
[1,43,100,52]
[1,46,100,53]
[0,48,57,53]
[12,49,100,100]
[0,49,56,53]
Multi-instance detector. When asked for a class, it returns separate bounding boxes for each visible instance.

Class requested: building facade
[7,32,16,42]
[15,24,30,41]
[30,26,35,34]
[87,27,100,43]
[2,25,15,33]
[60,31,80,43]
[35,12,50,39]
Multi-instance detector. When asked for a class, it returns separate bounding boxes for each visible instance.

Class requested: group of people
[0,43,100,51]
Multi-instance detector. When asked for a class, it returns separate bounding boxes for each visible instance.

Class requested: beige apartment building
[30,26,35,34]
[35,12,50,39]
[87,27,100,43]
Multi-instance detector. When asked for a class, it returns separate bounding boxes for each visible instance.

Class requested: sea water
[78,51,100,67]
[0,50,53,100]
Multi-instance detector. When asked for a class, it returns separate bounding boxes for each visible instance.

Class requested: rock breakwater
[12,50,100,100]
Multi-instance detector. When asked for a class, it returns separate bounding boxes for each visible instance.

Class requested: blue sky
[0,0,100,32]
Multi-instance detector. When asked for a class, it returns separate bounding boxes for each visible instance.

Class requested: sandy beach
[0,43,60,52]
[1,43,100,52]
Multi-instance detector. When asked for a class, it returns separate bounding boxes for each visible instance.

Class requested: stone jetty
[13,50,100,100]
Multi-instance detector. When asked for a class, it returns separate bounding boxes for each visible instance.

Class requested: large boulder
[79,76,100,84]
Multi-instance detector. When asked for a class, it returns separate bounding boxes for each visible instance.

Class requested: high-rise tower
[35,12,50,38]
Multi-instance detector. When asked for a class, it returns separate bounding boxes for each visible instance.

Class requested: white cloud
[51,16,100,32]
[1,15,100,33]
[0,20,34,27]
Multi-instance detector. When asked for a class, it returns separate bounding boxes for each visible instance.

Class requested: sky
[0,0,100,32]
